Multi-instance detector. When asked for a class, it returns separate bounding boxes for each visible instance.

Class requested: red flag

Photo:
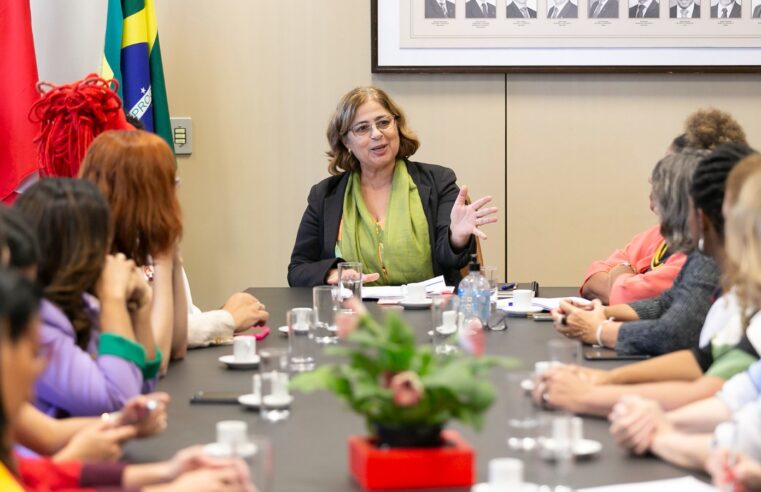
[0,1,40,202]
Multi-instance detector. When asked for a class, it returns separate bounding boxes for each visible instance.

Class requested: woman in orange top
[579,150,700,305]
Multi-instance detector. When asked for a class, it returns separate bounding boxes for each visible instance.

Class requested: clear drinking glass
[337,261,363,301]
[537,415,576,492]
[248,436,274,492]
[313,285,339,344]
[261,372,291,423]
[431,294,460,355]
[548,339,582,366]
[258,347,290,423]
[287,308,315,371]
[506,371,540,451]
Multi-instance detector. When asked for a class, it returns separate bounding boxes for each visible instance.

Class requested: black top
[287,160,476,288]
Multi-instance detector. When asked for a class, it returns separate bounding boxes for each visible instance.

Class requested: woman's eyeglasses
[349,115,397,137]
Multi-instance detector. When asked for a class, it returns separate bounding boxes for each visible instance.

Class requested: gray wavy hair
[651,149,710,252]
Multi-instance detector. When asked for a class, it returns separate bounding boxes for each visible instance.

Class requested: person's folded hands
[555,299,606,344]
[609,395,669,456]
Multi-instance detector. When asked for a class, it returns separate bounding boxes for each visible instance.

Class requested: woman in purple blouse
[14,178,161,417]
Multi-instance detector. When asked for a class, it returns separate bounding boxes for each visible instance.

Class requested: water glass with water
[548,339,582,366]
[337,261,363,301]
[505,371,540,451]
[288,307,315,371]
[313,285,340,344]
[431,294,460,355]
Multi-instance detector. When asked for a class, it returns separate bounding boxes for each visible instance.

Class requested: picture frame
[371,0,761,73]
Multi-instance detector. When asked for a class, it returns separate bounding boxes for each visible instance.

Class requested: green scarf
[337,160,434,286]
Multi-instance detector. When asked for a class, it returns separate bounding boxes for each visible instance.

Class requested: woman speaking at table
[288,87,497,288]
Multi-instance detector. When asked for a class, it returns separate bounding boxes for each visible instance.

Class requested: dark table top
[125,287,700,492]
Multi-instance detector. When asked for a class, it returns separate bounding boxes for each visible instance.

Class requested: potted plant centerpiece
[291,303,514,490]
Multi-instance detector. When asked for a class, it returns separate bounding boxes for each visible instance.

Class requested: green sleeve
[142,347,163,380]
[98,333,146,367]
[705,347,758,380]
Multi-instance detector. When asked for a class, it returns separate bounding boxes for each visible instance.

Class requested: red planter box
[348,430,475,490]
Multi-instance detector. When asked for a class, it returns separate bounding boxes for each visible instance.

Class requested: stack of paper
[362,276,451,301]
[578,476,715,492]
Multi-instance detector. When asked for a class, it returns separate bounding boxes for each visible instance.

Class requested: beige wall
[155,1,761,310]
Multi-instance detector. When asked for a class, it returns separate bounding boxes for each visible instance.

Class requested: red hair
[79,130,182,265]
[29,74,134,177]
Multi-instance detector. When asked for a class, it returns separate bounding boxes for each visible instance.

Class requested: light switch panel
[170,117,192,155]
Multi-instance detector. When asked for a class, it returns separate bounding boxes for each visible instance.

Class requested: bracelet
[595,317,614,347]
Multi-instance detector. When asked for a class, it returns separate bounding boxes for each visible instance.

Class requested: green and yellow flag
[101,0,172,149]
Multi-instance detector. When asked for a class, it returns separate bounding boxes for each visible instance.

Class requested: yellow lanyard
[650,241,669,270]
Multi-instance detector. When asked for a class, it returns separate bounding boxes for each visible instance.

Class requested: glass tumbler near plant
[258,347,291,423]
[431,294,461,355]
[313,285,340,345]
[288,307,315,372]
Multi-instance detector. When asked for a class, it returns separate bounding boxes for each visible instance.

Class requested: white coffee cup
[406,283,427,302]
[216,420,248,448]
[488,458,524,488]
[233,335,257,362]
[533,360,561,376]
[512,289,534,310]
[571,416,583,444]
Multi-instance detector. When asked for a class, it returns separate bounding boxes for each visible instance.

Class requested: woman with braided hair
[29,74,135,178]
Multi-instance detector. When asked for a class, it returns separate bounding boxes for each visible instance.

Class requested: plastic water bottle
[457,254,491,327]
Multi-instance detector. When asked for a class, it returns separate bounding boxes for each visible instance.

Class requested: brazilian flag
[101,0,172,150]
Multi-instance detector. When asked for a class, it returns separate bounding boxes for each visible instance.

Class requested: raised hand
[449,185,498,249]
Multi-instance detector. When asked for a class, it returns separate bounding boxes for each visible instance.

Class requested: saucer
[278,325,288,336]
[203,441,258,459]
[218,354,260,370]
[502,305,543,315]
[238,393,261,408]
[520,378,535,392]
[541,438,602,460]
[472,482,538,492]
[400,298,432,309]
[262,393,293,408]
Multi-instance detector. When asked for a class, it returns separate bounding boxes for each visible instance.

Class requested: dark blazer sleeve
[430,166,477,277]
[287,184,342,287]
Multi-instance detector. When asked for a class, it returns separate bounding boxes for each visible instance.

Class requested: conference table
[126,287,705,492]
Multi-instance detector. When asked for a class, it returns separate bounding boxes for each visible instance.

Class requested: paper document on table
[362,276,449,300]
[496,296,590,312]
[532,297,590,311]
[578,476,716,492]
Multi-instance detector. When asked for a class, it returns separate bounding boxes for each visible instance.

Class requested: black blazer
[669,3,700,16]
[466,0,497,17]
[711,2,741,16]
[288,160,476,288]
[629,0,659,17]
[506,2,538,17]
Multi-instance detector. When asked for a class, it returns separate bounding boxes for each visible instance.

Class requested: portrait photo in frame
[372,0,761,73]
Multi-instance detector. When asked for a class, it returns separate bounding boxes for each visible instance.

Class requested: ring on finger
[560,315,568,326]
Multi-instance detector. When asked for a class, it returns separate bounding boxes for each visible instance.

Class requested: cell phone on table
[583,348,650,361]
[530,312,554,322]
[190,390,241,404]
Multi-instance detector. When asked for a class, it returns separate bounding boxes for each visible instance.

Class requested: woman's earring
[698,237,705,253]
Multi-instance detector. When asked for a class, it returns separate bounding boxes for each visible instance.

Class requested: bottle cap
[469,253,481,272]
